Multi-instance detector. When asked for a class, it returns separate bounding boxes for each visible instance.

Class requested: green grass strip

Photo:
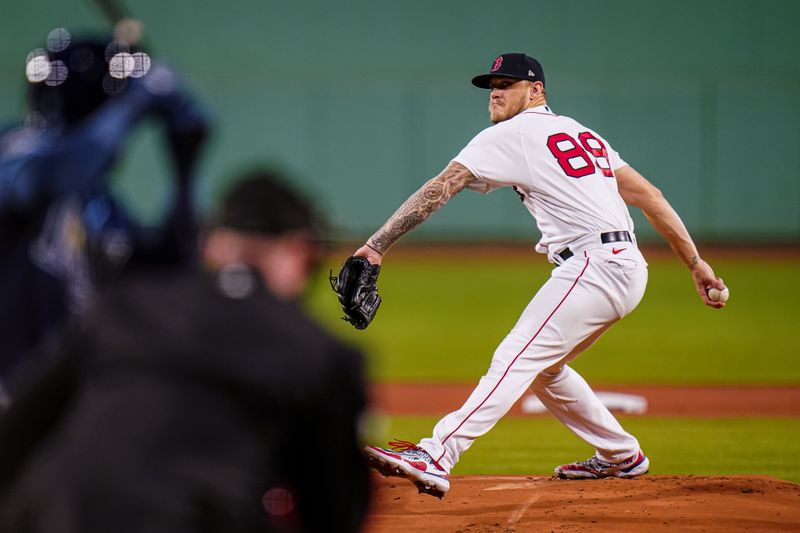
[366,415,800,484]
[308,255,800,384]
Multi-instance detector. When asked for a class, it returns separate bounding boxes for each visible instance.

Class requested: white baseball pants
[418,244,648,472]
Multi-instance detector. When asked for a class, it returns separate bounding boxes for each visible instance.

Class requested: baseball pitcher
[339,53,727,498]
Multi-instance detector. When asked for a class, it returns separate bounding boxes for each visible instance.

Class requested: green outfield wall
[2,0,799,242]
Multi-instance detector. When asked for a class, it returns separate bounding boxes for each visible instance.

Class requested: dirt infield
[370,383,800,417]
[364,474,800,532]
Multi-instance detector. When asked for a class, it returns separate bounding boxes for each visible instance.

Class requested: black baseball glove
[330,256,382,330]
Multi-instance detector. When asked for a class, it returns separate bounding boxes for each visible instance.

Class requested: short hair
[216,169,326,241]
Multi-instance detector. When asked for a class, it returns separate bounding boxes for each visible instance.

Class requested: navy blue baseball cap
[471,53,545,89]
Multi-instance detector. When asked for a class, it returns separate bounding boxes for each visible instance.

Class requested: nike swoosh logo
[612,248,627,255]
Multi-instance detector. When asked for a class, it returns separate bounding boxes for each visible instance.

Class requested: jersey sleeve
[599,133,627,170]
[452,122,530,194]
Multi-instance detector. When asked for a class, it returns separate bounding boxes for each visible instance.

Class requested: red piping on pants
[436,254,591,463]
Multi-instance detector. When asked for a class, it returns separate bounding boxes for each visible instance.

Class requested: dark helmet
[27,34,139,126]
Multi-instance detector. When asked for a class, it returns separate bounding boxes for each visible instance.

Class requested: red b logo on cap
[491,56,503,72]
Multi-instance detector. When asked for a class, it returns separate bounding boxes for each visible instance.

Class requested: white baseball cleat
[365,440,450,498]
[554,450,649,479]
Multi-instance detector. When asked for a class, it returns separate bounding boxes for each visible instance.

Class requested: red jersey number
[547,132,614,179]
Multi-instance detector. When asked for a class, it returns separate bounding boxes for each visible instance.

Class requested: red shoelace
[385,439,448,474]
[387,439,421,452]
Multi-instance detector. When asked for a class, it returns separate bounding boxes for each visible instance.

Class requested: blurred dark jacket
[0,54,208,382]
[0,265,369,533]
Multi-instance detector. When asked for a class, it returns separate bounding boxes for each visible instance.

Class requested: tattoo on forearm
[368,164,475,253]
[689,255,700,266]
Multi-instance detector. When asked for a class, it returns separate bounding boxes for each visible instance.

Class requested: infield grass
[368,415,800,484]
[308,253,799,385]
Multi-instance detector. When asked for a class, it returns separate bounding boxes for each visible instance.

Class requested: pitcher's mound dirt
[365,474,800,532]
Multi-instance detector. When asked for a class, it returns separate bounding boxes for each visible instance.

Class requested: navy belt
[557,231,632,262]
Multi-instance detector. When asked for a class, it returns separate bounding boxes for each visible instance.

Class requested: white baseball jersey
[453,105,635,259]
[415,104,648,472]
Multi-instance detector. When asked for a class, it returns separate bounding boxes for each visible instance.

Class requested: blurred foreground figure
[0,32,208,389]
[0,170,370,533]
